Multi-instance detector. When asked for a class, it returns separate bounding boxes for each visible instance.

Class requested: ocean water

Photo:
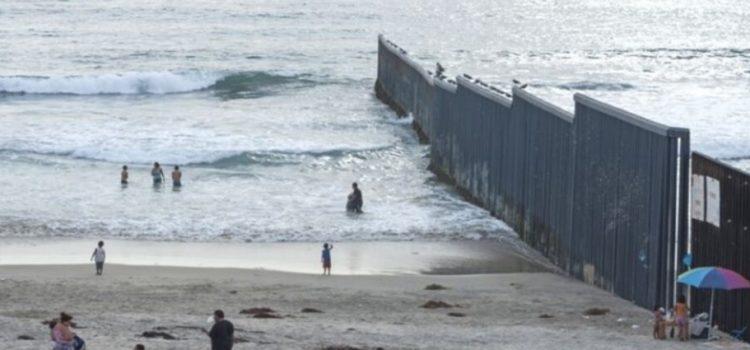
[0,1,747,242]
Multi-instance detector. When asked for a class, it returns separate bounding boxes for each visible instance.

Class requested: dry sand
[1,264,747,350]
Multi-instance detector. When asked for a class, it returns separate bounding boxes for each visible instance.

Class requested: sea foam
[0,71,222,95]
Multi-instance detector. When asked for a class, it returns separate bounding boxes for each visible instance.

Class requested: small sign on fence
[706,177,721,228]
[692,175,705,221]
[691,174,720,228]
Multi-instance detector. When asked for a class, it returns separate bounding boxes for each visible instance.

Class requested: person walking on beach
[171,165,182,188]
[207,309,234,350]
[121,165,129,185]
[346,182,363,213]
[90,241,106,276]
[322,243,333,275]
[51,312,85,350]
[151,162,165,185]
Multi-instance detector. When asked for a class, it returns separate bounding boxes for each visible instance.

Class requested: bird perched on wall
[436,62,445,77]
[512,78,528,89]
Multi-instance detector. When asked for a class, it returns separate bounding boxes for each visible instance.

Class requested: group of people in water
[120,162,181,187]
[119,163,363,215]
[119,162,365,215]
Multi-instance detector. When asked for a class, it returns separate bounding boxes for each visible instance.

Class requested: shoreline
[0,238,551,275]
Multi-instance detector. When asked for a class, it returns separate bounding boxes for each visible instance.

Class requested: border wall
[691,152,750,340]
[375,35,691,309]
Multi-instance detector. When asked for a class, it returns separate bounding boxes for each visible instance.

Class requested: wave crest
[0,71,312,96]
[189,146,395,168]
[0,145,396,167]
[555,81,636,91]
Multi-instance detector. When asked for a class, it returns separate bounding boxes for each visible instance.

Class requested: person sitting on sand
[675,295,690,341]
[151,162,165,185]
[90,241,106,276]
[121,165,129,185]
[346,182,363,213]
[207,309,234,350]
[51,312,85,350]
[134,344,145,350]
[653,306,666,340]
[172,165,182,187]
[322,243,333,275]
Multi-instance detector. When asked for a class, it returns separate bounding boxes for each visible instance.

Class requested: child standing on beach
[652,306,666,339]
[322,243,333,275]
[90,241,106,276]
[675,295,690,341]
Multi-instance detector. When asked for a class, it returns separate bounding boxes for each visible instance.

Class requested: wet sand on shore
[0,239,550,275]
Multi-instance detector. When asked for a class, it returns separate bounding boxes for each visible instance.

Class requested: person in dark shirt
[121,165,129,185]
[207,310,234,350]
[346,182,363,213]
[321,243,333,275]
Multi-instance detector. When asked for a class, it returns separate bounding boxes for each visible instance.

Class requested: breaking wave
[189,146,396,168]
[0,145,396,167]
[0,71,315,96]
[554,81,636,91]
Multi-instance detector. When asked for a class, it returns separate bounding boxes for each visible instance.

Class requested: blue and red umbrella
[678,267,750,336]
[679,267,750,290]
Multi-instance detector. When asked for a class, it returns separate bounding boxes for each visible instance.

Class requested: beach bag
[52,342,74,350]
[73,335,86,350]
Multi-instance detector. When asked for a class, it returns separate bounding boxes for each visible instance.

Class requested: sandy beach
[2,261,747,349]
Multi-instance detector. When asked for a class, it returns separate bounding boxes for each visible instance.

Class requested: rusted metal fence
[375,35,691,309]
[691,152,750,340]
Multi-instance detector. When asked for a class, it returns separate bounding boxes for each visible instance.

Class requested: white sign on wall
[705,176,721,228]
[691,175,705,221]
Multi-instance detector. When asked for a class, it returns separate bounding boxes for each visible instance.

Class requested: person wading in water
[151,162,165,186]
[171,165,182,188]
[346,182,363,213]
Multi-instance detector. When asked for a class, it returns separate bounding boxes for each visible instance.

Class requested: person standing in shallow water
[90,241,106,276]
[121,165,129,185]
[322,243,333,275]
[171,165,182,188]
[346,182,363,213]
[151,162,165,186]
